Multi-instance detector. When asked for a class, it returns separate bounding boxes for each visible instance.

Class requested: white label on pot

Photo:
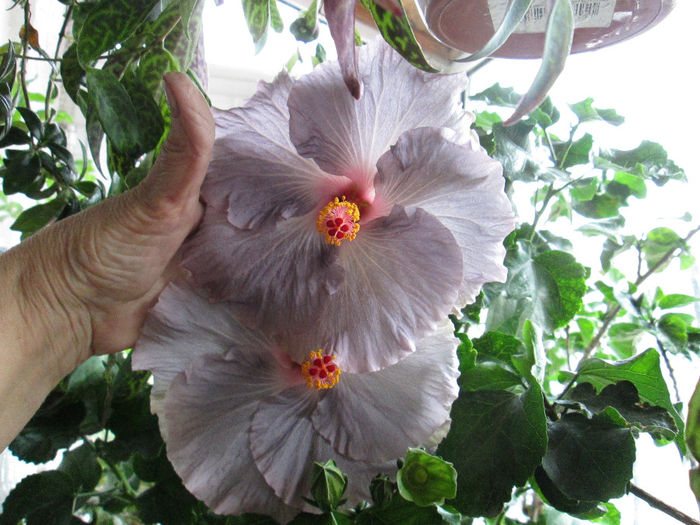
[487,0,616,34]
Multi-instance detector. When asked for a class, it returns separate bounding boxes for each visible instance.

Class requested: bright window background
[1,0,699,522]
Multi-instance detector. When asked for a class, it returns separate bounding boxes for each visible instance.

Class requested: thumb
[141,72,215,206]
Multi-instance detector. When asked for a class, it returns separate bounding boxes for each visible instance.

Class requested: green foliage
[310,460,348,512]
[396,449,457,506]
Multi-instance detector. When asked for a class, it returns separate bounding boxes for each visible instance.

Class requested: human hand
[0,72,214,448]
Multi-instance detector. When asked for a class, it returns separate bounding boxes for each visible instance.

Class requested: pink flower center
[316,196,360,246]
[300,350,341,390]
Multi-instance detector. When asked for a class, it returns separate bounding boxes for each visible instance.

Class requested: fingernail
[163,74,180,119]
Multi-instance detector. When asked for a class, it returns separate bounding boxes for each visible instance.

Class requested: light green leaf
[397,449,457,506]
[569,97,624,126]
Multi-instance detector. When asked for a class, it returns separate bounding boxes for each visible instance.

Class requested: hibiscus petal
[374,127,515,305]
[162,352,297,521]
[287,205,462,371]
[182,209,344,333]
[312,321,459,462]
[204,71,335,231]
[324,0,362,100]
[132,279,272,413]
[250,386,393,507]
[288,39,471,184]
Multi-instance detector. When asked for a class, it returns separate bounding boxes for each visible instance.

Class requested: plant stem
[656,336,681,403]
[629,483,700,525]
[582,224,700,358]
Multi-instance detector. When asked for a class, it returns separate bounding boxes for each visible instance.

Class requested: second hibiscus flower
[183,39,515,372]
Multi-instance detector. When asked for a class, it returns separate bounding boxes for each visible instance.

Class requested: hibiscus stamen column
[301,350,341,389]
[316,196,360,246]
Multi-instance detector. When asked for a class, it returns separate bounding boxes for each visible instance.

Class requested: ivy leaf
[397,449,457,506]
[573,349,685,452]
[541,411,635,502]
[0,471,78,525]
[76,0,160,66]
[358,0,437,73]
[569,98,624,126]
[567,381,677,441]
[437,385,547,517]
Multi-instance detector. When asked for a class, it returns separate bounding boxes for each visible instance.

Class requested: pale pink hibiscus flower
[133,279,459,522]
[183,40,514,372]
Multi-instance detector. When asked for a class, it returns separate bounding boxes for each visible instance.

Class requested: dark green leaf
[597,140,685,185]
[290,0,318,42]
[504,0,573,125]
[136,475,199,525]
[2,150,42,195]
[85,68,141,157]
[60,44,84,105]
[574,193,621,219]
[17,106,43,139]
[58,443,102,492]
[687,379,700,463]
[472,83,522,107]
[138,45,175,95]
[0,126,30,148]
[76,0,160,66]
[658,312,694,350]
[567,381,677,441]
[0,471,76,525]
[532,250,587,329]
[354,497,446,525]
[9,390,85,463]
[358,0,437,72]
[121,71,165,151]
[397,449,457,506]
[10,197,67,235]
[533,466,599,515]
[574,349,685,452]
[569,98,624,126]
[437,385,547,517]
[541,412,635,501]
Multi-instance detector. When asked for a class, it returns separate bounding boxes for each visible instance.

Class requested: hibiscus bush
[2,1,700,525]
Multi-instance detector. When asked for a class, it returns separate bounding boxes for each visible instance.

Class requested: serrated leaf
[397,449,456,506]
[541,412,635,502]
[76,0,160,66]
[359,0,436,72]
[567,381,677,441]
[0,471,76,525]
[437,385,547,517]
[504,0,573,125]
[575,349,685,452]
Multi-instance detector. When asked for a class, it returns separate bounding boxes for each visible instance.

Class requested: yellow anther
[316,197,361,246]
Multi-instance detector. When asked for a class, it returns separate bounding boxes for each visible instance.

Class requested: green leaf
[354,497,448,525]
[10,197,67,235]
[567,381,677,441]
[541,412,635,501]
[17,106,43,140]
[554,133,593,169]
[290,0,319,42]
[309,460,348,512]
[472,83,522,107]
[686,379,700,463]
[242,0,270,46]
[58,443,102,492]
[503,0,573,125]
[85,68,143,157]
[574,349,685,452]
[574,193,621,219]
[2,150,42,195]
[607,322,645,358]
[597,140,685,185]
[569,177,598,202]
[643,227,681,270]
[138,45,175,95]
[612,171,646,198]
[658,312,694,350]
[269,0,283,32]
[358,0,437,73]
[0,471,76,525]
[397,449,457,506]
[569,98,624,126]
[532,250,587,330]
[437,385,547,517]
[76,0,160,66]
[121,71,165,151]
[658,293,700,309]
[533,466,599,515]
[136,475,200,525]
